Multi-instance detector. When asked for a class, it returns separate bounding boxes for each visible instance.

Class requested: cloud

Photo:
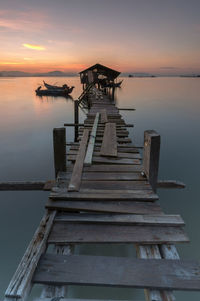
[0,9,49,33]
[0,61,24,65]
[23,44,46,50]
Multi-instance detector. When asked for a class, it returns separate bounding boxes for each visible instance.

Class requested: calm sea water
[0,77,200,300]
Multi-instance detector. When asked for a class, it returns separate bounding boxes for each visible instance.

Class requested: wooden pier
[4,64,200,301]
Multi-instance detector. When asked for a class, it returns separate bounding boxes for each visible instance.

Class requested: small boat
[43,81,69,90]
[104,80,123,88]
[35,86,74,96]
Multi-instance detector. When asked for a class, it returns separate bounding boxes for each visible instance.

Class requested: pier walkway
[4,86,200,301]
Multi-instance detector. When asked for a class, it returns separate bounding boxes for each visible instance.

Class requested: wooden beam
[100,109,108,123]
[68,129,89,192]
[118,108,136,111]
[100,123,117,157]
[4,210,56,300]
[84,113,99,166]
[157,180,185,189]
[143,130,160,192]
[53,127,66,178]
[64,123,84,127]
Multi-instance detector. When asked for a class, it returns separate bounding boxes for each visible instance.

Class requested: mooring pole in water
[111,86,115,100]
[143,130,160,192]
[74,100,79,142]
[53,127,66,178]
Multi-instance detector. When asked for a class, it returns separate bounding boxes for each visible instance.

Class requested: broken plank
[46,199,163,215]
[33,254,200,291]
[5,210,56,300]
[99,123,117,157]
[68,129,89,192]
[84,112,99,166]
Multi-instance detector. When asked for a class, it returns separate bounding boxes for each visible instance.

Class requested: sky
[0,0,200,75]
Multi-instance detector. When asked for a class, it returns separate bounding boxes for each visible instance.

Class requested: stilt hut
[79,63,120,89]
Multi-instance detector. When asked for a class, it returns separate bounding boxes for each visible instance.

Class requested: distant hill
[0,70,78,77]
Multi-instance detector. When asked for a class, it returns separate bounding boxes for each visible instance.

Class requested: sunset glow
[0,0,199,75]
[23,44,46,51]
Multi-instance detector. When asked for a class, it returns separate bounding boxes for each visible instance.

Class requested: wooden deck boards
[33,254,200,291]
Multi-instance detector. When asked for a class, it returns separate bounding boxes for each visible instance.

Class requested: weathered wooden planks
[47,222,188,244]
[66,180,151,190]
[80,164,143,172]
[33,254,200,291]
[68,129,89,192]
[100,109,108,123]
[50,189,159,201]
[55,213,185,226]
[69,149,141,159]
[46,199,163,214]
[68,155,140,165]
[100,123,117,157]
[84,112,99,166]
[59,171,145,181]
[5,210,56,300]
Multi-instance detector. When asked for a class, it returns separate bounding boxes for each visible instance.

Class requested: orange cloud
[23,43,46,50]
[0,61,24,65]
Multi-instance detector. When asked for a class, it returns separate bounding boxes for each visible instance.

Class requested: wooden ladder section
[4,86,200,301]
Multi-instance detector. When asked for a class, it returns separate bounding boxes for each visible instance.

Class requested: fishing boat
[35,85,74,96]
[43,81,69,91]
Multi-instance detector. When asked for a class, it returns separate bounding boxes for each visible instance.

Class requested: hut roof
[79,63,120,79]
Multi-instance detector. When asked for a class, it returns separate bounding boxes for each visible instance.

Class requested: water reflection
[0,77,200,300]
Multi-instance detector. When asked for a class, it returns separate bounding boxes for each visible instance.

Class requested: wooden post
[53,127,66,178]
[112,86,115,100]
[143,130,160,192]
[74,100,79,142]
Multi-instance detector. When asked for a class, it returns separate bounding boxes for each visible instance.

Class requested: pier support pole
[53,127,66,178]
[143,130,160,192]
[74,100,79,142]
[111,86,115,101]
